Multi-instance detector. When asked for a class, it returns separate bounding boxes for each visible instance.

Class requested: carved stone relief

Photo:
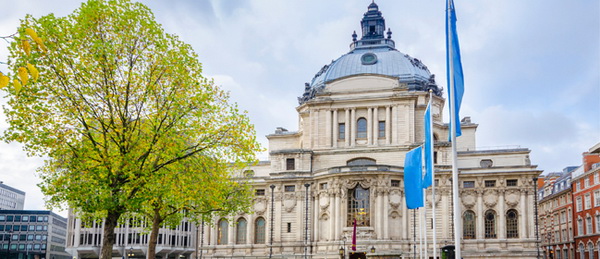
[461,191,476,208]
[254,199,267,216]
[505,190,520,207]
[483,190,498,208]
[283,193,297,213]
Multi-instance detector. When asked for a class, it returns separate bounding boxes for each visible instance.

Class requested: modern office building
[200,2,541,258]
[65,210,196,259]
[0,182,25,210]
[0,210,69,259]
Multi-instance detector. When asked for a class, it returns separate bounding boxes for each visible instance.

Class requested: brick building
[572,143,600,259]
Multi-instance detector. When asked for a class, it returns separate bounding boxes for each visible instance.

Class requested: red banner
[352,218,357,251]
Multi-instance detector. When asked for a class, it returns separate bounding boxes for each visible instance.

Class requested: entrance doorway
[349,252,367,259]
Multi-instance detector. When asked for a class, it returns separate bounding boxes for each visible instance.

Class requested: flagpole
[423,185,428,259]
[428,91,438,259]
[447,1,462,257]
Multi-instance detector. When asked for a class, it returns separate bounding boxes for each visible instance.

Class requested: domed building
[201,3,541,259]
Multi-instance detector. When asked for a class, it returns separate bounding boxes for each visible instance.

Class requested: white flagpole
[448,1,462,258]
[428,91,438,259]
[418,208,423,259]
[421,145,428,259]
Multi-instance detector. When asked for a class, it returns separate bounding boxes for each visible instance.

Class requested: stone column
[367,108,373,145]
[326,110,332,148]
[520,190,527,238]
[402,191,409,239]
[247,213,254,244]
[476,190,484,239]
[441,190,449,239]
[498,190,506,240]
[333,110,338,148]
[345,109,350,147]
[335,192,341,239]
[228,217,235,245]
[391,105,398,144]
[313,193,319,242]
[373,107,379,146]
[376,190,383,239]
[383,190,390,239]
[385,106,391,145]
[350,108,356,147]
[330,192,336,241]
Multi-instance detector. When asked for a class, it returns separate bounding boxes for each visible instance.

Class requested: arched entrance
[349,252,367,259]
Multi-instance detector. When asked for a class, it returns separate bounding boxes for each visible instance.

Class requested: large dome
[299,2,440,104]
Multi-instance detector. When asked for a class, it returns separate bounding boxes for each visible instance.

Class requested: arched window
[484,210,497,239]
[506,209,518,238]
[587,216,593,234]
[463,210,475,239]
[236,218,247,244]
[254,217,266,244]
[589,243,595,259]
[357,118,367,139]
[347,185,370,226]
[579,243,585,259]
[347,157,376,166]
[217,219,228,245]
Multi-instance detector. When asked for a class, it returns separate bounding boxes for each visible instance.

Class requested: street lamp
[127,247,134,258]
[370,246,376,254]
[339,237,346,259]
[269,184,275,259]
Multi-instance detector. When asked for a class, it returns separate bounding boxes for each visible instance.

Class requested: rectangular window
[576,197,583,212]
[284,185,295,192]
[14,216,21,222]
[30,216,36,222]
[255,189,265,196]
[391,180,400,187]
[21,216,28,222]
[585,178,590,188]
[6,216,13,222]
[0,216,5,221]
[286,158,295,171]
[287,223,291,233]
[595,190,600,207]
[463,181,475,188]
[378,121,385,138]
[595,173,600,185]
[484,180,496,187]
[320,183,328,190]
[339,123,345,140]
[577,182,581,191]
[434,179,439,186]
[506,179,518,187]
[585,194,591,209]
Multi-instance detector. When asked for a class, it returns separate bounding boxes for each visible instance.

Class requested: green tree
[1,1,260,259]
[139,154,253,259]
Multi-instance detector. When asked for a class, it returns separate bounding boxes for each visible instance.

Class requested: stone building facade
[200,3,541,259]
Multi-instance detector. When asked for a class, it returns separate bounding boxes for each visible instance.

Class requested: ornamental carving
[425,192,442,207]
[254,199,267,215]
[389,211,401,219]
[341,177,376,189]
[505,190,520,207]
[389,192,402,210]
[319,196,330,209]
[483,190,498,208]
[283,193,297,213]
[461,191,476,208]
[319,212,329,220]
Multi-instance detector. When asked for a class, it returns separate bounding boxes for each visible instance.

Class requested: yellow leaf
[22,40,31,56]
[13,79,22,93]
[0,74,8,88]
[27,64,39,81]
[25,28,38,39]
[33,37,47,52]
[18,67,28,86]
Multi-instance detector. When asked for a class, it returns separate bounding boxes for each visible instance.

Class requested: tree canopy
[2,0,260,258]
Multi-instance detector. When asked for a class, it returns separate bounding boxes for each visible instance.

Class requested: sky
[0,0,598,216]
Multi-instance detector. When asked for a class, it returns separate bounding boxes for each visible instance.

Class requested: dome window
[361,53,378,65]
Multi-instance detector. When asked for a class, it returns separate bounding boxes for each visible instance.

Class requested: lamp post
[370,246,376,254]
[304,183,311,259]
[339,236,346,259]
[127,247,134,259]
[269,184,275,259]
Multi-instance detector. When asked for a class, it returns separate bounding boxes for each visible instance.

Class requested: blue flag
[446,0,464,140]
[404,146,423,209]
[422,101,433,188]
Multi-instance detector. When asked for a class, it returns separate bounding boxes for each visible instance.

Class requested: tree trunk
[147,208,163,259]
[101,210,122,259]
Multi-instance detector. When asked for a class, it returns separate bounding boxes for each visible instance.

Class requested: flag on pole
[422,99,434,188]
[351,218,357,251]
[404,146,424,209]
[446,0,464,140]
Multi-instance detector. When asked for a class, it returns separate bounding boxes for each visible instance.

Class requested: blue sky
[0,0,598,214]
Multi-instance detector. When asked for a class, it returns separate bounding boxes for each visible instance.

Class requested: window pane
[378,121,385,138]
[339,124,345,140]
[357,118,367,139]
[463,211,475,239]
[217,219,228,245]
[506,210,518,238]
[236,218,247,244]
[255,218,266,244]
[347,185,370,227]
[484,210,497,238]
